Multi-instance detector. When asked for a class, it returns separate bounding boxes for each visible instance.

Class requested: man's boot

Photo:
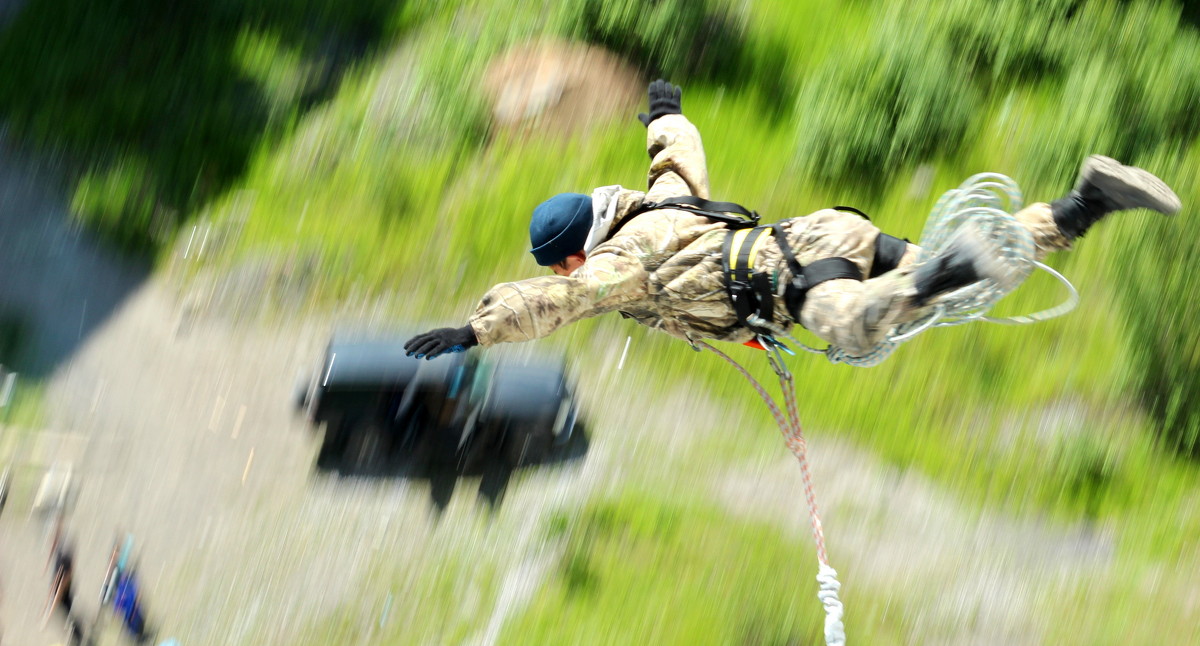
[1051,155,1181,240]
[911,223,1018,306]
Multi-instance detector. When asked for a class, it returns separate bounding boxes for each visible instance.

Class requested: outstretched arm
[406,248,646,357]
[467,246,648,346]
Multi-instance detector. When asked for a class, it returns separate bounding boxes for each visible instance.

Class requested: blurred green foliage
[0,0,411,253]
[790,0,1200,454]
[3,0,1200,641]
[796,0,1200,195]
[559,0,795,116]
[507,493,830,644]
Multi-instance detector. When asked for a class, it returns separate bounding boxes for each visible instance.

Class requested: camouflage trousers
[784,204,1071,356]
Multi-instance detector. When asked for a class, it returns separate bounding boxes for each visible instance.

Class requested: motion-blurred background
[1,0,1198,644]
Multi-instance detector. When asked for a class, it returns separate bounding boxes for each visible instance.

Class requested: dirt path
[3,273,658,645]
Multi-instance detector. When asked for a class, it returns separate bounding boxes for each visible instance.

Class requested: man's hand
[404,325,478,360]
[637,79,682,127]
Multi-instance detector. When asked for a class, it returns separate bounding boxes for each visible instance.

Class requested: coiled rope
[807,173,1078,367]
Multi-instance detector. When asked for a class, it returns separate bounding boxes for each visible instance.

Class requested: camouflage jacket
[467,114,881,347]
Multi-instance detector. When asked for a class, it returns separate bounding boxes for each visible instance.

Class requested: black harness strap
[828,205,909,278]
[621,195,884,332]
[832,205,872,220]
[784,257,864,318]
[722,223,863,334]
[722,226,774,329]
[610,195,760,238]
[652,195,757,219]
[770,222,863,321]
[752,269,775,324]
[871,233,910,278]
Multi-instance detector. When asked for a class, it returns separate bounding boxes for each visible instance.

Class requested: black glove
[404,325,478,360]
[637,79,682,127]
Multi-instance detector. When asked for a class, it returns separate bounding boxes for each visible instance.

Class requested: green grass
[0,379,45,432]
[501,492,904,645]
[0,0,414,253]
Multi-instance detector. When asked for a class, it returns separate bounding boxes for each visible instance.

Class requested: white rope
[817,564,846,646]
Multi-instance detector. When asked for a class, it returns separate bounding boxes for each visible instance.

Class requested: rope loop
[821,173,1078,367]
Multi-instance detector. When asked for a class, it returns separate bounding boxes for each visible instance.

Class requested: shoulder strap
[652,195,757,219]
[832,205,871,221]
[611,195,761,238]
[772,222,863,317]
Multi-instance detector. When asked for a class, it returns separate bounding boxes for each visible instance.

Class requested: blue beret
[529,193,592,266]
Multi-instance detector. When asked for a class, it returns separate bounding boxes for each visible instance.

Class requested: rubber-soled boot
[911,224,1018,306]
[1051,155,1181,240]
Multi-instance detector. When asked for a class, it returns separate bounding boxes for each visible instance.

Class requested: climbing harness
[723,225,779,331]
[697,339,846,646]
[722,222,862,337]
[792,173,1079,366]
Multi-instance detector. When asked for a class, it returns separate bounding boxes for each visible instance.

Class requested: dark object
[637,79,682,127]
[870,233,909,278]
[528,193,594,266]
[1051,189,1110,241]
[911,231,984,306]
[0,466,8,517]
[404,326,478,360]
[297,337,586,503]
[47,539,86,645]
[610,195,760,239]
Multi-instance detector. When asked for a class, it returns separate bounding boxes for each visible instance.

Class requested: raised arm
[637,80,711,203]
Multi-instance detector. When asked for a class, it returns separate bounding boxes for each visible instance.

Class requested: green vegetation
[3,0,1199,642]
[0,379,43,430]
[0,314,43,429]
[0,0,412,253]
[504,494,836,645]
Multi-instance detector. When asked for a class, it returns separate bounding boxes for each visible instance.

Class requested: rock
[482,40,642,136]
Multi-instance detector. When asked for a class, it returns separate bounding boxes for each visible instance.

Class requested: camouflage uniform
[469,114,1073,356]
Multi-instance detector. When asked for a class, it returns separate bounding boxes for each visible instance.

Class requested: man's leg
[799,271,919,356]
[1009,156,1179,262]
[799,156,1180,356]
[774,207,923,356]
